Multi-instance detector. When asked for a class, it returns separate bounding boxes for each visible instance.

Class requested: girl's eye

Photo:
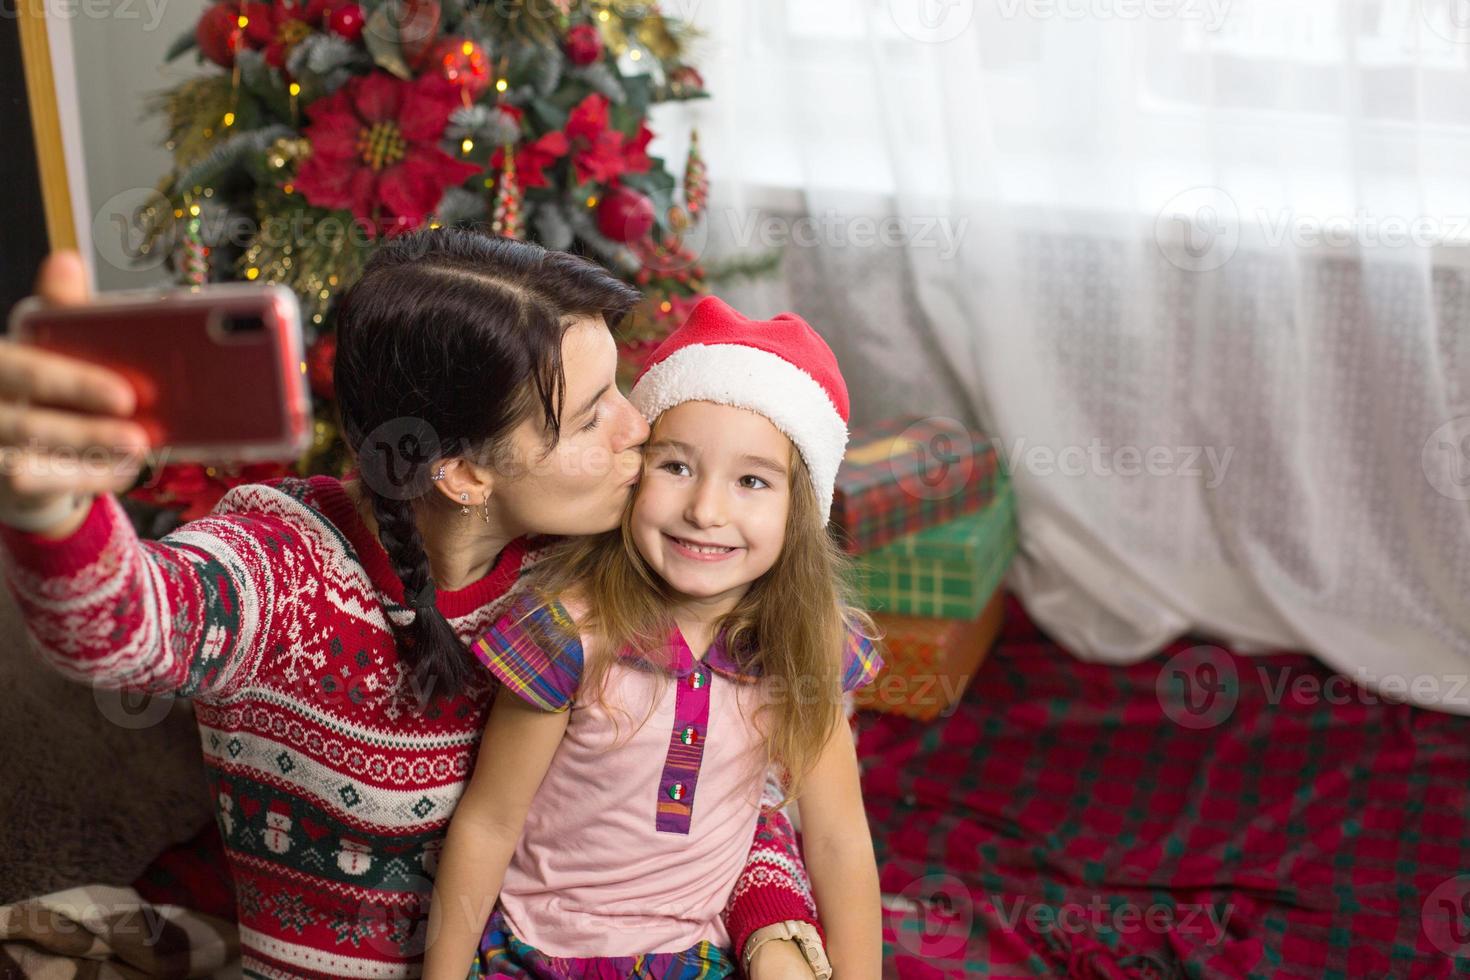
[661,461,691,477]
[739,475,770,490]
[581,409,601,433]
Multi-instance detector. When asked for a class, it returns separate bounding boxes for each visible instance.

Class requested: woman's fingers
[0,343,139,416]
[1,448,143,499]
[0,401,148,456]
[10,251,136,415]
[33,250,92,308]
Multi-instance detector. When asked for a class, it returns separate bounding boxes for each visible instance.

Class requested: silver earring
[459,491,470,516]
[481,496,491,525]
[431,467,446,482]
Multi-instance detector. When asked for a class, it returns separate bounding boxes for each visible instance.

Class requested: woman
[0,231,829,979]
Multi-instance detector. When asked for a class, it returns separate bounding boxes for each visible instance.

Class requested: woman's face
[487,315,649,538]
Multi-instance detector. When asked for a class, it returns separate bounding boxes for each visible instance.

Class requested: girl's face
[630,401,793,614]
[489,317,649,537]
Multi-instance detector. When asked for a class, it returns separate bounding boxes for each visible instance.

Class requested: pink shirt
[470,595,882,957]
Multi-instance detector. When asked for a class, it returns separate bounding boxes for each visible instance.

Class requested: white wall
[65,0,205,292]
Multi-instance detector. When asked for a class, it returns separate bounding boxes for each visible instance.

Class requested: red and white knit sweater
[0,476,817,978]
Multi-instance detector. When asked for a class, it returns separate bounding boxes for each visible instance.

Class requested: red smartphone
[7,283,312,463]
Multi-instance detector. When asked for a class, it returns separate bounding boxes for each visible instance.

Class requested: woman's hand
[0,251,151,534]
[746,938,817,980]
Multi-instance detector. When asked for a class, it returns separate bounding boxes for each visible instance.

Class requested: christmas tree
[132,0,766,518]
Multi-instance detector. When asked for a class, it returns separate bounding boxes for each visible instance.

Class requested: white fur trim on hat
[630,343,849,521]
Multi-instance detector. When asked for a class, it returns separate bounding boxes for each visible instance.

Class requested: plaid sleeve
[471,596,584,712]
[840,623,884,694]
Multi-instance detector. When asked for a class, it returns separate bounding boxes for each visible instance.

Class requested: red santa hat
[630,295,850,521]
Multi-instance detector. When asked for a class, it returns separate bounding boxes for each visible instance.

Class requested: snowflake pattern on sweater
[0,477,818,979]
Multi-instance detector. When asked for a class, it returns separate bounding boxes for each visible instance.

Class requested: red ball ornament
[565,24,603,66]
[597,186,655,244]
[307,333,337,401]
[327,2,364,41]
[197,2,244,68]
[427,36,489,99]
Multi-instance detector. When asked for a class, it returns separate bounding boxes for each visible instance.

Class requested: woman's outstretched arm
[723,771,828,977]
[0,487,318,700]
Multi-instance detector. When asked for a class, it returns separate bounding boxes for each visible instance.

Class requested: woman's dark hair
[332,228,641,708]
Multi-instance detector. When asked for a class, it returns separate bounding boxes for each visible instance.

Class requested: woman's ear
[430,457,495,508]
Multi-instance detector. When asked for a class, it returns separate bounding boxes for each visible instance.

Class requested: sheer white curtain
[660,0,1470,711]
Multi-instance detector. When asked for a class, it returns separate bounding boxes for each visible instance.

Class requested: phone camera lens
[219,313,266,335]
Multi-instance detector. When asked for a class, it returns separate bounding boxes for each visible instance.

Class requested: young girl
[424,296,885,978]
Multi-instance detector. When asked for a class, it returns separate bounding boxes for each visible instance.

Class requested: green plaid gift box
[850,479,1016,619]
[831,416,1003,554]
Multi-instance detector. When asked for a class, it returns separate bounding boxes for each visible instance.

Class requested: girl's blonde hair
[528,421,877,800]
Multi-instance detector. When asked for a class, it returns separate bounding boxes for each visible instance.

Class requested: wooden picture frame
[3,0,80,313]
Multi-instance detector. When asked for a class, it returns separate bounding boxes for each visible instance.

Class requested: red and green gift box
[831,416,1004,555]
[848,480,1015,619]
[854,593,1007,722]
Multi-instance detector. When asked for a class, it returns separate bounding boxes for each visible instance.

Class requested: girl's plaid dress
[466,594,881,975]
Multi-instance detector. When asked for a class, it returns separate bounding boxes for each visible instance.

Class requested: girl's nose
[685,477,727,528]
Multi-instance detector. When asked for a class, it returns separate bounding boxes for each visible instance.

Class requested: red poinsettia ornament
[597,184,654,243]
[490,109,569,189]
[564,93,652,185]
[564,24,602,66]
[241,0,331,69]
[197,1,246,67]
[427,36,489,100]
[326,2,363,40]
[293,71,482,238]
[306,332,337,400]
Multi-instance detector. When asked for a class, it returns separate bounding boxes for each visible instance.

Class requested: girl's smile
[630,400,793,613]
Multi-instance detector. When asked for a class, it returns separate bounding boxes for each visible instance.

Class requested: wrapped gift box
[853,592,1005,721]
[831,416,1002,554]
[850,480,1016,619]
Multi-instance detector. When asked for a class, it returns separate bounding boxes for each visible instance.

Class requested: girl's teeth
[680,538,733,554]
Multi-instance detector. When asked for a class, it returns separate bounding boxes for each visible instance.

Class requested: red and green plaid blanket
[138,592,1470,977]
[859,595,1470,978]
